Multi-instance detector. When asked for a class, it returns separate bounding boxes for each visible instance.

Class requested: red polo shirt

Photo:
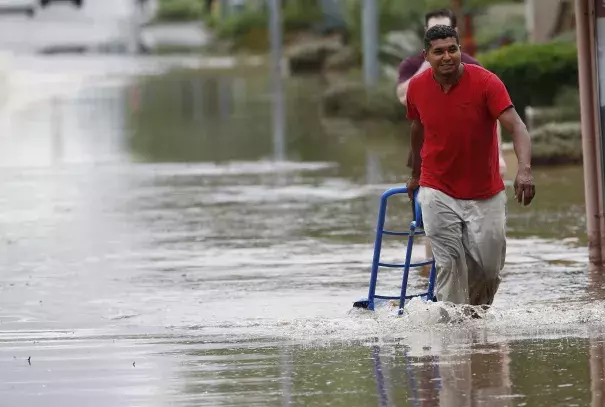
[406,64,511,200]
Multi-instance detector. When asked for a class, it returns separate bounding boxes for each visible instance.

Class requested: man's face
[426,16,453,30]
[424,37,461,77]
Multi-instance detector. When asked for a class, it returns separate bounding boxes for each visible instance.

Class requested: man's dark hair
[424,8,457,29]
[424,25,459,51]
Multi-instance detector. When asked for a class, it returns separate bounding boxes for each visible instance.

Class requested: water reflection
[165,337,599,406]
[219,76,233,121]
[0,64,599,406]
[51,96,63,165]
[372,345,389,406]
[370,342,512,406]
[124,71,588,241]
[0,86,128,167]
[280,347,294,407]
[586,262,605,302]
[591,340,605,407]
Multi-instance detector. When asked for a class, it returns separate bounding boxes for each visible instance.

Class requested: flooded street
[0,52,602,406]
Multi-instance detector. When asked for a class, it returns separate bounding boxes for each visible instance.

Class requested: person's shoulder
[408,68,431,89]
[400,51,424,66]
[461,52,482,66]
[464,64,509,99]
[464,63,498,81]
[398,52,424,80]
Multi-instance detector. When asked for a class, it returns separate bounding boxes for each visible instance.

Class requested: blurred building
[525,0,575,43]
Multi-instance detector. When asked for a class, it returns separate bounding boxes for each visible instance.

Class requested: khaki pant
[418,187,507,305]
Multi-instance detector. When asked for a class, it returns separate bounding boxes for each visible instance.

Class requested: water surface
[0,59,602,406]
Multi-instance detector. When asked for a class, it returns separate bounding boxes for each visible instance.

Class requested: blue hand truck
[371,345,441,407]
[353,186,437,315]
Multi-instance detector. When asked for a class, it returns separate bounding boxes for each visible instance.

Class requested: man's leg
[462,191,507,306]
[418,187,469,304]
[423,239,432,275]
[412,191,433,273]
[412,185,433,276]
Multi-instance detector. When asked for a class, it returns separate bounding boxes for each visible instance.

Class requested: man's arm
[396,57,428,106]
[405,80,423,200]
[396,82,410,106]
[485,73,534,205]
[498,108,531,176]
[496,121,507,175]
[406,118,424,201]
[410,119,424,179]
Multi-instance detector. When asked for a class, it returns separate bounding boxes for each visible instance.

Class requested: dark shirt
[399,51,482,168]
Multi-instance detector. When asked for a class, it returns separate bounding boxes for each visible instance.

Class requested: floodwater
[0,55,603,407]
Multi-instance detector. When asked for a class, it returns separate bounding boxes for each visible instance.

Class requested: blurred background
[0,1,598,407]
[150,0,578,169]
[0,0,579,174]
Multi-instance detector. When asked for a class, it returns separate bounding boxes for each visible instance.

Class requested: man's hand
[496,105,534,206]
[407,177,420,201]
[513,166,535,206]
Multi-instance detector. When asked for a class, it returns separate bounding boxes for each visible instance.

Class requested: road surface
[0,0,207,54]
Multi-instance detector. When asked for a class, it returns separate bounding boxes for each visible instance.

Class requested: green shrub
[478,42,579,120]
[553,85,580,114]
[287,39,343,73]
[213,8,267,40]
[205,1,323,49]
[282,1,323,31]
[157,0,203,22]
[525,85,581,128]
[321,81,407,122]
[530,121,582,165]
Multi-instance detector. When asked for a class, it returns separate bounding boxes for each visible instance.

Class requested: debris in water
[133,362,135,367]
[27,357,31,366]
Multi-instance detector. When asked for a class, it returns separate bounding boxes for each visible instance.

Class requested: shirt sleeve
[398,57,420,84]
[485,73,514,120]
[405,79,420,120]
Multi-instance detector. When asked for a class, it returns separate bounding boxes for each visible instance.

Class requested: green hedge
[157,0,203,21]
[321,81,407,122]
[205,1,322,46]
[209,8,267,40]
[530,121,582,165]
[478,42,579,120]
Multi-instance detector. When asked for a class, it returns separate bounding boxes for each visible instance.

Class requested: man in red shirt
[396,8,479,107]
[406,25,535,307]
[397,9,507,268]
[397,9,507,173]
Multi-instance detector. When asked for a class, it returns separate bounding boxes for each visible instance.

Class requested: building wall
[526,0,574,43]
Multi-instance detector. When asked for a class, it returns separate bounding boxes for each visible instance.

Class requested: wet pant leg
[418,187,469,304]
[463,191,507,306]
[418,187,507,305]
